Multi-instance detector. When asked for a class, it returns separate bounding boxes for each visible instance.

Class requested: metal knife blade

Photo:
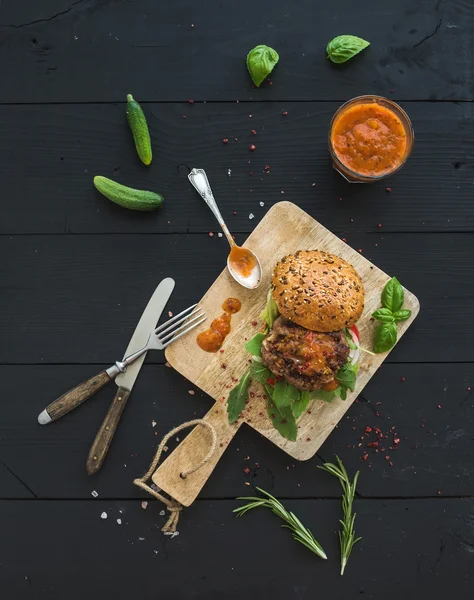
[115,277,175,391]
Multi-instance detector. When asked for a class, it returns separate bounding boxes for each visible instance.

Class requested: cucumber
[93,176,163,211]
[126,94,152,166]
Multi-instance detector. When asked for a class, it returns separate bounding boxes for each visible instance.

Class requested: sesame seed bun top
[271,250,364,332]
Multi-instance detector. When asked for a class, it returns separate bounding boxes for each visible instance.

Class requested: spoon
[188,168,262,289]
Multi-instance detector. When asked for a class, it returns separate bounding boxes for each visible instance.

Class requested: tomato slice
[349,324,360,341]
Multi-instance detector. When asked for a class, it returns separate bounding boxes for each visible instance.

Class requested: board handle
[152,402,239,507]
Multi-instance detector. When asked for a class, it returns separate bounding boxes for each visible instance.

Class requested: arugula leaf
[393,309,412,322]
[311,389,338,403]
[246,45,279,87]
[344,328,358,350]
[374,322,397,353]
[259,290,279,330]
[339,386,348,401]
[266,394,297,441]
[372,308,395,323]
[227,370,251,424]
[292,391,310,419]
[326,35,370,64]
[250,361,273,385]
[273,380,300,409]
[336,363,357,392]
[245,332,266,357]
[381,277,404,313]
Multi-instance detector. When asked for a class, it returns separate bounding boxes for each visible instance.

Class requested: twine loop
[133,419,217,532]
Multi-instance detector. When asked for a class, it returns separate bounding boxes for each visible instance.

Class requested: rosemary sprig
[318,457,361,575]
[234,486,327,560]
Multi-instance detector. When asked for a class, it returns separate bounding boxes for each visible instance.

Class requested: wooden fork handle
[151,402,241,507]
[86,386,131,475]
[38,370,112,424]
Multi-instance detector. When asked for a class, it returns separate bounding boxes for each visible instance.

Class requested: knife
[37,278,175,471]
[85,277,175,474]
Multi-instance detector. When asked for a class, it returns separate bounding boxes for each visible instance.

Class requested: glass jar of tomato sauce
[329,95,414,183]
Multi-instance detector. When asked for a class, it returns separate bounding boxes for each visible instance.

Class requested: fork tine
[154,303,198,334]
[161,315,207,348]
[159,311,206,343]
[156,307,204,339]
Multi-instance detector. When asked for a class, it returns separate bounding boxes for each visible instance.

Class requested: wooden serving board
[153,202,419,506]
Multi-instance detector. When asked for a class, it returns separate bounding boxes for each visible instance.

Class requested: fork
[37,304,206,425]
[106,303,206,377]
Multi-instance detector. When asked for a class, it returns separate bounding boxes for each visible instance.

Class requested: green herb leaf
[245,332,266,357]
[246,45,279,87]
[373,322,397,353]
[227,370,251,424]
[345,328,358,350]
[336,363,357,392]
[266,395,298,441]
[393,308,412,322]
[318,457,361,575]
[326,35,370,64]
[259,290,279,330]
[311,389,338,403]
[292,391,310,419]
[249,361,273,385]
[234,487,327,560]
[372,307,395,323]
[273,380,300,409]
[381,277,404,313]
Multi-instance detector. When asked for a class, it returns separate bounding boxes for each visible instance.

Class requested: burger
[227,249,365,440]
[260,250,364,398]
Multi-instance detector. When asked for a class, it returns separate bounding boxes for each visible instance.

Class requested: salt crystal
[139,537,145,541]
[281,190,285,194]
[168,311,173,317]
[151,483,161,492]
[188,390,195,395]
[176,437,180,442]
[249,213,254,220]
[151,420,157,428]
[218,232,223,238]
[228,169,232,177]
[91,490,98,498]
[141,501,148,510]
[101,512,107,519]
[159,510,166,516]
[117,519,122,525]
[259,202,264,207]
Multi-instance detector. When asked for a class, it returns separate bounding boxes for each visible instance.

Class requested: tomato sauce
[197,298,242,352]
[331,102,408,177]
[228,245,257,278]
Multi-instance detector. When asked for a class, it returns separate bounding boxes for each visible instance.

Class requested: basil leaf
[374,322,397,353]
[326,35,370,64]
[336,363,357,392]
[227,370,251,424]
[245,332,266,357]
[381,277,404,313]
[292,391,310,419]
[273,380,299,409]
[259,290,279,330]
[393,309,412,322]
[266,394,297,441]
[372,308,395,323]
[311,389,338,403]
[246,45,279,87]
[250,361,273,385]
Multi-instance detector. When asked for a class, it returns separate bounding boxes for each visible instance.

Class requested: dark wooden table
[1,1,473,598]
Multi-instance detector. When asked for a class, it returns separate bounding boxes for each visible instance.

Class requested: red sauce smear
[197,298,241,352]
[228,245,257,278]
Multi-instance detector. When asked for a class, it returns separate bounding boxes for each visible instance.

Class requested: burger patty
[261,316,350,391]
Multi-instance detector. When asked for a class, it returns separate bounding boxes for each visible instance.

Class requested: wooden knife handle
[40,371,111,423]
[151,402,240,507]
[86,386,131,475]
